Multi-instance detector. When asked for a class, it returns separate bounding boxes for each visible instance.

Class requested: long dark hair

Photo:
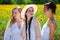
[25,14,33,40]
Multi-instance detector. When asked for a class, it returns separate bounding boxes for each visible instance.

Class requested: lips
[30,13,33,15]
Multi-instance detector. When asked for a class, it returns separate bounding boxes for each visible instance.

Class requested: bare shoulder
[33,18,40,28]
[33,18,40,31]
[50,20,56,26]
[49,20,56,29]
[33,18,39,23]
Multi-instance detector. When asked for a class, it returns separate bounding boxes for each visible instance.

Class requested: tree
[0,0,12,4]
[58,0,60,3]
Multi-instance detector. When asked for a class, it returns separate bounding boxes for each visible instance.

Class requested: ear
[49,8,52,13]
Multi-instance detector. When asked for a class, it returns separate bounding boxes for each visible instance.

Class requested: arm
[34,19,41,40]
[49,22,56,40]
[4,21,11,40]
[4,28,11,40]
[21,22,26,40]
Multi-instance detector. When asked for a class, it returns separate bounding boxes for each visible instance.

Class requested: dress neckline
[15,21,23,30]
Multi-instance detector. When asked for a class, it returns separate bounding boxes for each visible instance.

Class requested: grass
[0,4,60,40]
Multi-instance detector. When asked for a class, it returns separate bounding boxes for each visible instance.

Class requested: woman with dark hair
[41,2,57,40]
[21,4,41,40]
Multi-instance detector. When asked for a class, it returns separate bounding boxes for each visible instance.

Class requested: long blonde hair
[7,7,22,29]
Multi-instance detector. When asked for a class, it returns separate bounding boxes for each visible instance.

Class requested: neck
[48,15,54,20]
[27,16,31,22]
[16,18,22,23]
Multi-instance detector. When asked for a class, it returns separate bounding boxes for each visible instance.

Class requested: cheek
[45,12,50,16]
[44,11,47,15]
[19,14,21,17]
[27,11,30,14]
[44,11,48,16]
[29,12,34,15]
[44,8,48,14]
[14,13,18,18]
[44,10,48,15]
[18,13,21,18]
[12,13,15,17]
[44,9,46,14]
[26,12,30,15]
[16,12,20,16]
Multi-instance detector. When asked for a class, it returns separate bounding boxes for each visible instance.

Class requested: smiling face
[12,8,21,20]
[26,7,34,17]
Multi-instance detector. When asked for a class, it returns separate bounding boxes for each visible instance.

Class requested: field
[0,4,60,40]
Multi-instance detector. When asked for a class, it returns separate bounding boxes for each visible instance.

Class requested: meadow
[0,4,60,40]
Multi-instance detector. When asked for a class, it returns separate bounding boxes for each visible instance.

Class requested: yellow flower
[38,16,42,22]
[58,16,60,20]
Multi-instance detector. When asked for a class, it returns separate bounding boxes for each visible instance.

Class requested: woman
[21,4,41,40]
[4,6,25,40]
[41,2,56,40]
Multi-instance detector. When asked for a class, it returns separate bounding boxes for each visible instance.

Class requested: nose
[12,13,16,17]
[31,12,34,15]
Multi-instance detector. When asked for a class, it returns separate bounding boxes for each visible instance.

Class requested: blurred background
[0,0,60,4]
[0,0,60,40]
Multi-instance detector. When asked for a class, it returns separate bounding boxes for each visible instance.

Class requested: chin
[31,15,33,17]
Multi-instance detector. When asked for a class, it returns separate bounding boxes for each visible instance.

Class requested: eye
[15,12,17,14]
[29,10,31,12]
[12,12,14,15]
[32,10,34,12]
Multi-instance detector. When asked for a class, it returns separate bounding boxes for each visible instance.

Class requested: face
[26,7,34,17]
[44,6,52,17]
[12,9,21,20]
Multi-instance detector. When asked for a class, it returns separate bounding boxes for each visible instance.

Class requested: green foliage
[0,0,60,4]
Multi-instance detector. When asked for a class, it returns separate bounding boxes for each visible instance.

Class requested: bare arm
[4,21,11,40]
[4,29,11,40]
[34,18,41,40]
[21,22,26,40]
[49,22,56,40]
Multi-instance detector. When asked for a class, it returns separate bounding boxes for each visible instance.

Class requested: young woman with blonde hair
[4,6,25,40]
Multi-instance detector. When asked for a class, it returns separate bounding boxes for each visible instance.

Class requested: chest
[11,23,22,35]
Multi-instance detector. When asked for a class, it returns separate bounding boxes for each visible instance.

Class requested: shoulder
[21,21,25,27]
[33,17,40,23]
[33,17,40,27]
[50,20,56,26]
[33,18,41,31]
[21,21,25,28]
[49,20,56,29]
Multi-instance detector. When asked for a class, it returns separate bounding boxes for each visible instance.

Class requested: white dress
[41,21,50,40]
[4,21,24,40]
[26,18,41,40]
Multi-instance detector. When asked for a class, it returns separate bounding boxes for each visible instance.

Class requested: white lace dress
[4,22,24,40]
